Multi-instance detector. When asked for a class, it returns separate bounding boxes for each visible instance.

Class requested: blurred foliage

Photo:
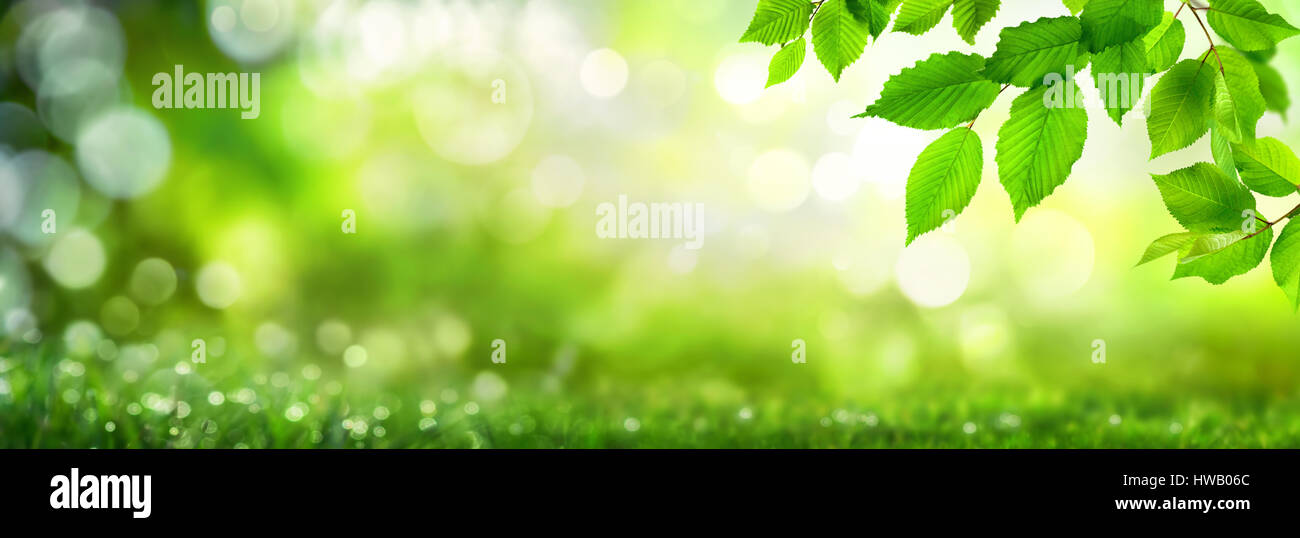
[1,0,1300,447]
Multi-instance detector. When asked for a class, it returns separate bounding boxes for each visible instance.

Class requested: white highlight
[580,48,629,98]
[895,235,971,308]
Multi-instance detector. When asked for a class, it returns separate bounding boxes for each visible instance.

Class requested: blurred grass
[5,344,1299,448]
[4,0,1300,449]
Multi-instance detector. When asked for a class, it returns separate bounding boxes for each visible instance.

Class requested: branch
[1185,2,1225,75]
[1243,204,1300,241]
[1177,0,1211,18]
[966,84,1013,129]
[783,1,825,47]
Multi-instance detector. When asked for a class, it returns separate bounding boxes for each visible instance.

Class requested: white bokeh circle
[44,228,105,289]
[196,262,242,309]
[895,235,971,308]
[579,48,629,98]
[76,107,171,199]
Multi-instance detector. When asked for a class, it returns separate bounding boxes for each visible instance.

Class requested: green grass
[4,346,1299,448]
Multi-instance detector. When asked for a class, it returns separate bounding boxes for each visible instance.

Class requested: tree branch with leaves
[739,0,1300,309]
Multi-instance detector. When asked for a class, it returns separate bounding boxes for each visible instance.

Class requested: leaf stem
[808,1,824,26]
[1185,1,1225,75]
[966,84,1013,129]
[782,1,825,47]
[1243,203,1300,241]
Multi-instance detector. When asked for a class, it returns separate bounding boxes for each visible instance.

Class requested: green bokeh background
[2,0,1300,447]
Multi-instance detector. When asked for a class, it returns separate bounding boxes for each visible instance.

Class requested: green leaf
[812,0,872,81]
[951,0,1000,45]
[1242,45,1278,63]
[1079,0,1163,53]
[1091,39,1147,125]
[1150,162,1255,233]
[905,127,983,245]
[740,0,815,46]
[1211,122,1239,182]
[767,38,807,88]
[1137,232,1198,265]
[857,52,1002,129]
[1251,60,1290,119]
[1181,229,1252,263]
[1231,137,1300,197]
[1207,0,1300,52]
[995,82,1089,221]
[893,0,954,36]
[983,16,1084,88]
[1212,48,1266,144]
[1172,226,1271,284]
[1270,219,1300,310]
[1147,59,1216,159]
[1063,0,1090,15]
[846,0,893,39]
[1142,11,1185,74]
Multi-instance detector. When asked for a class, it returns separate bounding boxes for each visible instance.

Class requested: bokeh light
[206,0,295,63]
[2,150,81,246]
[196,262,242,309]
[1,0,1298,450]
[579,48,629,98]
[895,235,971,308]
[76,107,171,199]
[129,258,178,306]
[43,228,105,289]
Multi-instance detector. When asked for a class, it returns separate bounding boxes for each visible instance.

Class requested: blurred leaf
[1242,45,1278,63]
[1250,60,1290,118]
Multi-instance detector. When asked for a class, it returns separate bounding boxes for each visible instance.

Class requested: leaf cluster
[740,0,1300,309]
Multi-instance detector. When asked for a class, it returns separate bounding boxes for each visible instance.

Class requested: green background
[2,0,1300,447]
